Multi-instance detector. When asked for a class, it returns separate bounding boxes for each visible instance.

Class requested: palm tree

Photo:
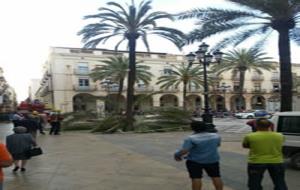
[211,48,275,110]
[90,56,153,113]
[178,0,300,111]
[156,63,204,109]
[78,0,184,129]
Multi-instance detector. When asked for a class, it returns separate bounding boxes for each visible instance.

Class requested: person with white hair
[6,126,37,172]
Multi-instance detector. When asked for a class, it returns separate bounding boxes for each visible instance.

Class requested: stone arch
[160,94,178,107]
[230,95,246,112]
[105,94,126,113]
[209,95,225,112]
[186,95,202,111]
[251,95,266,110]
[73,93,97,112]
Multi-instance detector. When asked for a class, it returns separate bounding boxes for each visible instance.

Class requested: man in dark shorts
[174,120,223,190]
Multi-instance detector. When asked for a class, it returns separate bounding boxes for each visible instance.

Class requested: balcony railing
[135,86,154,92]
[231,77,240,82]
[74,69,90,75]
[161,87,179,93]
[251,75,264,81]
[108,87,127,92]
[73,85,96,91]
[271,75,280,81]
[187,88,203,93]
[229,89,247,93]
[251,89,267,93]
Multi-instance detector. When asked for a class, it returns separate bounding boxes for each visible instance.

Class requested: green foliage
[62,111,98,130]
[91,115,128,133]
[212,48,275,75]
[78,0,185,50]
[135,107,192,133]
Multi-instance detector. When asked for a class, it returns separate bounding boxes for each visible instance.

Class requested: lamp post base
[202,112,213,124]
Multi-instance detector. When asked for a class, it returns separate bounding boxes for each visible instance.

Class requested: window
[79,78,89,87]
[273,83,280,92]
[163,67,173,75]
[77,62,89,73]
[278,116,300,134]
[254,83,261,91]
[233,82,239,91]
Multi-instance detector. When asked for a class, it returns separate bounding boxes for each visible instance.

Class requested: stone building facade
[0,68,17,113]
[35,47,300,113]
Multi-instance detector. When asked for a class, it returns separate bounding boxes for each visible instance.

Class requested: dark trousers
[50,122,60,135]
[248,163,288,190]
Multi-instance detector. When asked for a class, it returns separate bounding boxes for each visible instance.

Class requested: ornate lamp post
[186,42,223,124]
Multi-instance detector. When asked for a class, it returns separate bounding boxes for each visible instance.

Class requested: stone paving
[1,121,299,190]
[2,131,233,190]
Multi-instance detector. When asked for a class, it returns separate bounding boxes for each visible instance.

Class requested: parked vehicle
[270,112,300,169]
[235,110,270,119]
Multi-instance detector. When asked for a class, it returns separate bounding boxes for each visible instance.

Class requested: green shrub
[91,115,127,133]
[134,107,192,133]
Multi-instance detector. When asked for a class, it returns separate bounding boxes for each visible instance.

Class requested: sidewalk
[3,132,233,190]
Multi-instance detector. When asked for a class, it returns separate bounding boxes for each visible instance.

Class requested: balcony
[73,85,96,92]
[251,89,267,93]
[161,87,179,93]
[106,86,127,93]
[231,76,240,81]
[271,75,280,82]
[74,69,90,75]
[187,88,203,93]
[135,86,154,92]
[251,75,264,81]
[229,89,247,93]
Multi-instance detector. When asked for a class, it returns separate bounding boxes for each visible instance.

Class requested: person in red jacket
[0,142,13,190]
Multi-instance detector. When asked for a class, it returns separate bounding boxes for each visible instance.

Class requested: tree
[90,56,153,113]
[178,0,300,111]
[156,63,204,109]
[78,0,184,130]
[211,48,275,110]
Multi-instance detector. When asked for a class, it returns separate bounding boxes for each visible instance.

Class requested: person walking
[0,141,12,190]
[49,111,63,135]
[6,126,37,172]
[174,120,223,190]
[242,118,288,190]
[32,111,45,135]
[11,111,24,128]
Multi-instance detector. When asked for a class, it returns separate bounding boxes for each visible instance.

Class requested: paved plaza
[0,120,299,190]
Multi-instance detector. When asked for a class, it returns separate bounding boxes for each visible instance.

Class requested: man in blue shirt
[174,120,223,190]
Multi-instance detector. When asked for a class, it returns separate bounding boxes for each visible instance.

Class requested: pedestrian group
[175,118,288,190]
[0,110,63,190]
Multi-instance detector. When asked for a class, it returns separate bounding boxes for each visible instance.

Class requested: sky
[0,0,300,101]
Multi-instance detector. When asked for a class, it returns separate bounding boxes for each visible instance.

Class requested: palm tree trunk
[125,33,138,131]
[238,70,246,111]
[278,29,293,111]
[117,79,124,114]
[183,82,187,110]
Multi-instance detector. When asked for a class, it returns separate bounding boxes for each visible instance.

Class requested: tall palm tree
[178,0,300,111]
[156,63,204,109]
[211,48,275,110]
[90,56,153,112]
[78,0,184,129]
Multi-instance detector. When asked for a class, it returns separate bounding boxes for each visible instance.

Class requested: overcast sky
[0,0,299,101]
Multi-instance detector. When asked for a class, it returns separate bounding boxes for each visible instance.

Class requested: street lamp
[186,42,223,124]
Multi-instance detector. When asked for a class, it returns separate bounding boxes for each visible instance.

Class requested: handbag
[26,147,43,157]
